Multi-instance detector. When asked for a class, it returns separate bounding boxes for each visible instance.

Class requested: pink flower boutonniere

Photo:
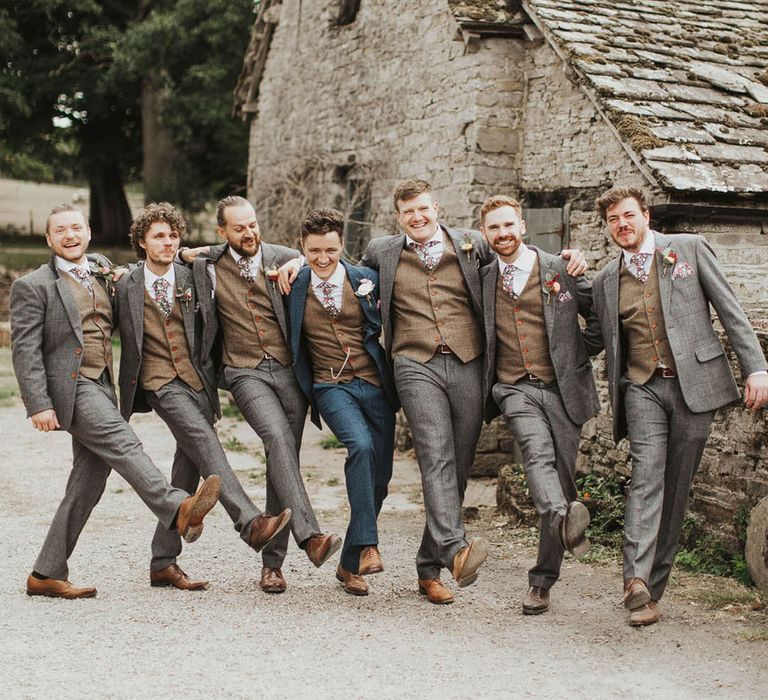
[355,278,375,307]
[460,233,474,262]
[542,272,561,304]
[175,286,193,308]
[660,246,677,277]
[88,261,119,296]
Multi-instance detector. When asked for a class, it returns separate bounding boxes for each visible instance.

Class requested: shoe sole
[26,589,97,599]
[252,508,293,552]
[181,476,221,543]
[629,613,660,626]
[522,605,548,615]
[260,585,286,594]
[418,587,454,605]
[455,539,489,588]
[150,581,208,591]
[335,572,368,596]
[625,587,652,610]
[359,563,384,576]
[562,501,590,559]
[310,535,342,568]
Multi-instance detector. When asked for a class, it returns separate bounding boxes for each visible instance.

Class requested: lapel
[536,249,556,340]
[289,268,311,357]
[51,257,84,342]
[261,244,289,339]
[651,231,674,314]
[481,262,498,356]
[343,261,377,328]
[126,264,146,350]
[174,263,196,355]
[603,255,621,339]
[445,227,481,313]
[378,235,404,315]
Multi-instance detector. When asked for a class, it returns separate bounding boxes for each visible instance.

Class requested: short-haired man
[287,208,399,596]
[116,202,292,590]
[10,205,221,599]
[189,196,341,592]
[590,186,768,625]
[479,195,601,615]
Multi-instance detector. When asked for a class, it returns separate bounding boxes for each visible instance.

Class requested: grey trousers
[224,362,319,568]
[145,378,262,572]
[493,379,581,589]
[621,374,715,601]
[394,353,484,580]
[34,374,188,580]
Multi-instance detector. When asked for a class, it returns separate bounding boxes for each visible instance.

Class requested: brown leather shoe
[26,575,96,599]
[522,585,550,615]
[418,578,454,605]
[305,533,342,568]
[358,545,384,575]
[176,475,221,543]
[629,601,661,626]
[623,577,651,610]
[452,538,489,587]
[260,566,287,594]
[336,564,368,596]
[559,501,590,559]
[150,564,208,591]
[248,509,292,552]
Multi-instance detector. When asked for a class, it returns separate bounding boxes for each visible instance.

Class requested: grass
[222,436,248,452]
[221,400,243,420]
[325,476,341,487]
[320,435,344,449]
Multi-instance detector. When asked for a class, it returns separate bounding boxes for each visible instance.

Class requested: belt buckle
[263,352,274,361]
[438,344,452,355]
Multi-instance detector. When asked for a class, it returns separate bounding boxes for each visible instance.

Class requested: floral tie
[152,278,172,317]
[629,253,650,284]
[408,240,439,271]
[70,266,94,296]
[502,264,518,299]
[237,256,255,284]
[318,281,339,318]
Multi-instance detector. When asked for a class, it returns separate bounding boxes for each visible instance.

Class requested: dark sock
[31,571,49,580]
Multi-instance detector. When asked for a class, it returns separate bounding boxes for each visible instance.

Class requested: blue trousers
[314,378,395,573]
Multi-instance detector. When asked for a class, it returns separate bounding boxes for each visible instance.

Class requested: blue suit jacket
[288,260,399,428]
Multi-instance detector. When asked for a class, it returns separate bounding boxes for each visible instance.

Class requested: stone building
[235,1,768,544]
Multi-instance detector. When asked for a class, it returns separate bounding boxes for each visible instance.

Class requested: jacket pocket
[695,341,725,363]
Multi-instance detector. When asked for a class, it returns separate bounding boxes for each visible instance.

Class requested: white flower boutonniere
[175,287,193,308]
[265,265,279,291]
[460,233,474,262]
[355,278,375,306]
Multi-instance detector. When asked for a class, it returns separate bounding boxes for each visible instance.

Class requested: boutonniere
[265,265,279,291]
[355,278,375,306]
[175,286,193,308]
[89,261,117,282]
[460,233,474,262]
[659,246,677,277]
[542,272,561,304]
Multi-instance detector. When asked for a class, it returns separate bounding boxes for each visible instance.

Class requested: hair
[46,204,85,234]
[300,208,345,240]
[594,186,649,221]
[392,179,432,211]
[479,195,523,224]
[215,195,251,228]
[129,202,187,259]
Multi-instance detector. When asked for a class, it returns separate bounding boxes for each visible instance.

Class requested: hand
[111,266,129,282]
[561,248,588,277]
[180,246,210,264]
[744,372,768,411]
[30,409,60,432]
[277,258,303,295]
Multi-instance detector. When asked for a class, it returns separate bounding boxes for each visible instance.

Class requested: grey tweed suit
[590,231,767,600]
[361,226,491,579]
[115,262,262,571]
[482,249,600,589]
[10,255,188,580]
[194,242,319,567]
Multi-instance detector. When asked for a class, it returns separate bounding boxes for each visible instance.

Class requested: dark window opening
[337,0,362,26]
[344,178,371,262]
[521,204,570,253]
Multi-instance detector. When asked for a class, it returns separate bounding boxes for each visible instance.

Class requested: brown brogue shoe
[522,586,550,615]
[249,509,292,552]
[623,577,651,610]
[559,501,591,559]
[358,546,384,576]
[26,575,96,599]
[176,475,221,543]
[305,533,342,568]
[260,567,287,594]
[418,578,454,605]
[629,601,661,627]
[452,538,489,588]
[150,564,208,591]
[336,564,368,596]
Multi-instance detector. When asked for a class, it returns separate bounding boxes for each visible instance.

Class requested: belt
[654,367,677,378]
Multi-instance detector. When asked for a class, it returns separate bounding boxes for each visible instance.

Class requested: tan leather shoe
[623,577,651,610]
[26,575,96,599]
[176,475,221,543]
[358,546,384,575]
[418,578,454,605]
[150,564,208,591]
[305,533,342,568]
[522,585,550,615]
[452,538,489,587]
[260,566,287,594]
[629,601,661,626]
[248,509,292,552]
[559,501,590,559]
[336,564,368,596]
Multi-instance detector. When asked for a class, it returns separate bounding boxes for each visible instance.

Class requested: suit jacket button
[131,379,136,385]
[171,346,178,351]
[71,371,77,379]
[75,348,82,355]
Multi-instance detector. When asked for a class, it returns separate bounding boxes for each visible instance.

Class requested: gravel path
[1,402,766,699]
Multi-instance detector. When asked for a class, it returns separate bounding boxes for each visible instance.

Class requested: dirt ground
[1,392,766,698]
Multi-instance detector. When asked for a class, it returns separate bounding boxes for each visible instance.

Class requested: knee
[346,435,375,461]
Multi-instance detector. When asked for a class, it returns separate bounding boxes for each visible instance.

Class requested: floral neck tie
[70,266,94,296]
[237,256,255,284]
[629,253,650,285]
[408,240,439,271]
[318,281,339,318]
[502,264,518,300]
[152,278,172,317]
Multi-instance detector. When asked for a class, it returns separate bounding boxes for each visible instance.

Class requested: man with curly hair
[115,202,292,591]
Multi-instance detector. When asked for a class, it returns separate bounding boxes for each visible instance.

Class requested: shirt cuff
[747,370,768,378]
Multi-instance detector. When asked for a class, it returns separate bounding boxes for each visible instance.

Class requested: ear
[216,226,226,241]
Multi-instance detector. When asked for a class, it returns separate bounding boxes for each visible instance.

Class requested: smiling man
[9,204,221,599]
[590,186,768,626]
[115,202,292,591]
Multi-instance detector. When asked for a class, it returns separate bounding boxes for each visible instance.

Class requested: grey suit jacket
[359,225,492,361]
[590,230,767,441]
[10,253,114,430]
[481,248,601,426]
[114,261,219,420]
[192,241,299,386]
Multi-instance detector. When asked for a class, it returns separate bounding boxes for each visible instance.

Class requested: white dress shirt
[497,243,537,297]
[144,265,176,310]
[405,224,445,265]
[621,230,657,280]
[55,256,91,281]
[310,263,346,312]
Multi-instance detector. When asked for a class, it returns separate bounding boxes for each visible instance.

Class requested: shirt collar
[310,262,346,289]
[55,256,89,275]
[404,224,443,248]
[496,243,535,274]
[144,264,175,288]
[228,245,263,269]
[622,229,656,267]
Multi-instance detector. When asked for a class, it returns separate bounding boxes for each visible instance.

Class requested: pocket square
[671,262,694,280]
[557,290,573,303]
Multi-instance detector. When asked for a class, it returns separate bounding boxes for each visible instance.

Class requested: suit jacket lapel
[604,256,621,339]
[54,272,84,342]
[127,265,146,351]
[537,251,556,340]
[652,231,674,314]
[262,244,290,340]
[446,227,481,313]
[289,270,311,358]
[378,235,403,317]
[482,263,498,362]
[174,264,196,355]
[344,261,377,329]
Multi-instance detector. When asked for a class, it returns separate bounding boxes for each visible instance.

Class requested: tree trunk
[142,72,179,204]
[88,161,133,247]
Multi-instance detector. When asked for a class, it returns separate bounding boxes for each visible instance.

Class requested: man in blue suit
[288,208,399,596]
